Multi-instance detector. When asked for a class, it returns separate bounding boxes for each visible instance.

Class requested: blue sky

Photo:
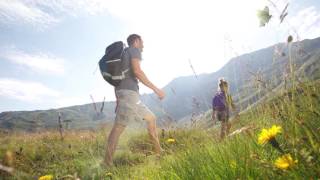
[0,0,319,112]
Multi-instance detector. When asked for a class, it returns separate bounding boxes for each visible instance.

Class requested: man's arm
[114,88,118,113]
[131,58,165,99]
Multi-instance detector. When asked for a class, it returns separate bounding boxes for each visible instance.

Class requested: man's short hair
[127,34,141,46]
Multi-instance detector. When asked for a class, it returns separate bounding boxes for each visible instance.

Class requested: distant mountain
[0,102,116,132]
[143,37,320,121]
[1,37,319,131]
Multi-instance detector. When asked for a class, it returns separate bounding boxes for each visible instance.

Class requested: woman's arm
[212,109,216,123]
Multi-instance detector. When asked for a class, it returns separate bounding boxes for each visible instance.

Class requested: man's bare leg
[144,114,161,155]
[104,123,126,166]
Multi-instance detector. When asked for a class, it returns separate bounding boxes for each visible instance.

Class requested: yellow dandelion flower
[167,138,175,143]
[230,160,237,169]
[105,172,113,176]
[38,175,53,180]
[275,154,298,170]
[258,125,282,145]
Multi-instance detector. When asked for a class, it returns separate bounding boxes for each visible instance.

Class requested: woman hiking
[212,78,237,139]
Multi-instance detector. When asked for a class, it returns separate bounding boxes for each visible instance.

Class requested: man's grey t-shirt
[115,47,141,92]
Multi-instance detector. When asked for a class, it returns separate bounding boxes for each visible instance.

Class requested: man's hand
[132,59,165,99]
[154,88,165,100]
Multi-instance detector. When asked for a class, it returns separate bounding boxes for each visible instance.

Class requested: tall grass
[1,82,319,179]
[142,81,320,179]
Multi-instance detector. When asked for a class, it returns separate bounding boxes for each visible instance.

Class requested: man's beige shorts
[115,89,154,126]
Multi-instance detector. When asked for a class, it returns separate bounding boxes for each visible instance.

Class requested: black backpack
[99,41,128,86]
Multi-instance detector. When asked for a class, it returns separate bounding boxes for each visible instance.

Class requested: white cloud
[0,0,59,29]
[0,77,104,108]
[29,0,109,16]
[0,0,116,29]
[289,6,320,40]
[2,48,66,75]
[0,78,60,102]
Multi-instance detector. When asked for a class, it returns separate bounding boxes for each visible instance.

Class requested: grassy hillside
[0,80,319,179]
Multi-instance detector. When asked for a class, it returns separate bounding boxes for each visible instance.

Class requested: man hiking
[104,34,165,166]
[212,78,237,139]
